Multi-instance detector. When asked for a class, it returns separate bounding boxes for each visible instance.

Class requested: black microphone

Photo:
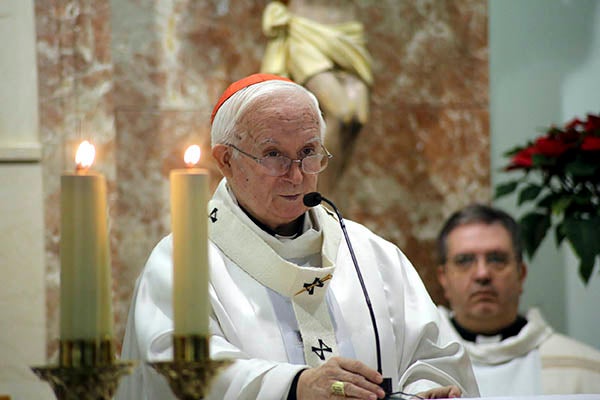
[303,192,393,396]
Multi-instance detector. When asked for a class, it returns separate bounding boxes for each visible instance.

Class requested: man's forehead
[447,223,513,251]
[250,136,322,147]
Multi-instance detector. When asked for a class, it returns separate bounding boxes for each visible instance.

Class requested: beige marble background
[34,0,489,358]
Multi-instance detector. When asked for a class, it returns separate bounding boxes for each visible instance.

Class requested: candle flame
[184,145,201,167]
[75,140,96,170]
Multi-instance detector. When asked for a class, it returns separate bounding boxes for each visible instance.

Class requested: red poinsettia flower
[534,135,571,157]
[585,114,600,132]
[581,135,600,151]
[557,128,581,143]
[497,112,600,285]
[506,146,537,170]
[565,118,585,130]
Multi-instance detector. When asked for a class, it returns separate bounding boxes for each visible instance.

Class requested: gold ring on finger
[331,380,346,396]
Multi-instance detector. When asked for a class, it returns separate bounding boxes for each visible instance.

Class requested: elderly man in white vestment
[436,203,600,397]
[116,74,479,400]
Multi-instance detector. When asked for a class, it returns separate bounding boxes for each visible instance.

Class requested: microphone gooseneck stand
[303,192,393,397]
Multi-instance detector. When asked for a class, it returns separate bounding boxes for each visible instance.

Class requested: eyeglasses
[226,143,333,177]
[448,251,514,272]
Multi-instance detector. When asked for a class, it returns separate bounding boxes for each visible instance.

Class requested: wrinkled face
[437,222,527,333]
[215,91,322,233]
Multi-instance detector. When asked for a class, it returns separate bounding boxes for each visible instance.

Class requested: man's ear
[212,144,233,178]
[518,261,528,294]
[437,265,449,300]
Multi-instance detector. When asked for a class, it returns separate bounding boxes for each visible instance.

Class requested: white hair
[211,80,326,146]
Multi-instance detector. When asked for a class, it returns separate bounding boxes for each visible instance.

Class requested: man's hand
[296,356,386,399]
[417,385,462,398]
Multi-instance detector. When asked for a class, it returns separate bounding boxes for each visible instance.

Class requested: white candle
[60,140,113,340]
[170,145,209,336]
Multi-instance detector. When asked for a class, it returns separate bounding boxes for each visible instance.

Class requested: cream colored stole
[208,192,342,367]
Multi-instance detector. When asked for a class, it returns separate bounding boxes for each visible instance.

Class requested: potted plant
[495,113,600,284]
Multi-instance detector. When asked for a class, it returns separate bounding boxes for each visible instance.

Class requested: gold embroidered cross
[295,273,333,296]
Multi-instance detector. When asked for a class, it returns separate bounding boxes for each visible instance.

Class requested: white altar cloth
[462,395,600,400]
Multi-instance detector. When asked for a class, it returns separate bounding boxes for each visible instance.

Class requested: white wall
[560,2,600,350]
[0,0,55,398]
[0,0,41,160]
[489,0,600,349]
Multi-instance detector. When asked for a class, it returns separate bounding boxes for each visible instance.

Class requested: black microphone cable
[303,192,393,395]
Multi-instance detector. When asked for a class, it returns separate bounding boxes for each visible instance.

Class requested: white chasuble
[207,185,342,367]
[116,178,481,400]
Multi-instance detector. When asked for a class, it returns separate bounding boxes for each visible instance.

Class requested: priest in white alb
[116,74,479,400]
[436,203,600,396]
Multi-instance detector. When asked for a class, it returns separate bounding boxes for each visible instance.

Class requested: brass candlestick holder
[31,339,135,400]
[149,335,232,400]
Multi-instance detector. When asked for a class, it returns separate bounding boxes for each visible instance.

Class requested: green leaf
[494,181,519,199]
[537,192,560,209]
[564,196,597,217]
[563,216,600,284]
[503,146,527,157]
[519,212,551,259]
[577,257,597,285]
[551,196,573,215]
[566,158,599,177]
[532,153,554,168]
[517,184,543,205]
[554,223,566,247]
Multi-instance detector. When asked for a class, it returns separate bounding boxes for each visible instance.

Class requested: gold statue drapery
[261,1,372,86]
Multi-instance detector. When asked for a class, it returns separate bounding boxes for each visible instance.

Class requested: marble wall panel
[36,0,116,358]
[36,0,489,356]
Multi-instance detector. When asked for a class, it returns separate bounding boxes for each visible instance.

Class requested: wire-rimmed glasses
[226,143,332,177]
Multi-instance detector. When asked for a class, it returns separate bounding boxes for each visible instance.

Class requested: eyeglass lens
[450,251,512,270]
[261,154,327,176]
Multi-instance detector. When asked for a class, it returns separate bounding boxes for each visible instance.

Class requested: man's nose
[473,257,492,279]
[284,159,303,182]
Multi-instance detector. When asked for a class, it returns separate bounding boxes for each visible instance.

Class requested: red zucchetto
[210,73,293,124]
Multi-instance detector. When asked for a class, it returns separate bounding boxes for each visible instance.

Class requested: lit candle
[60,140,113,341]
[170,145,209,336]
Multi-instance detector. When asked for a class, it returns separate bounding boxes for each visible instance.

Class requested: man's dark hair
[436,203,523,265]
